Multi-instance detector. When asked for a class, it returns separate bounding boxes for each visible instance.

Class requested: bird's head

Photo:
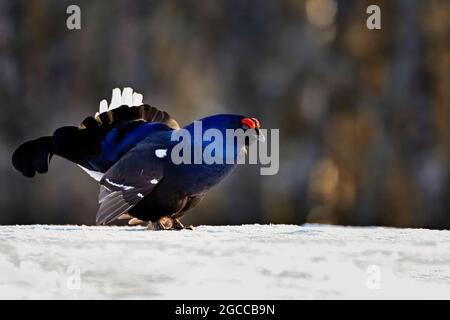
[196,114,264,144]
[181,114,265,164]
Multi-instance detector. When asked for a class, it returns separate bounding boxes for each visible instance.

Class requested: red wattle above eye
[242,118,256,129]
[251,117,260,128]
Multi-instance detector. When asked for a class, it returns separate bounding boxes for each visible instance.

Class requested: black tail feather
[52,126,102,170]
[12,104,179,178]
[12,136,54,178]
[12,126,104,178]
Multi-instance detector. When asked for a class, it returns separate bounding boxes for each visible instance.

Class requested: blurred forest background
[0,0,449,228]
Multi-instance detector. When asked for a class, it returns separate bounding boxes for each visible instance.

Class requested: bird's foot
[172,218,194,231]
[147,220,166,231]
[146,217,194,231]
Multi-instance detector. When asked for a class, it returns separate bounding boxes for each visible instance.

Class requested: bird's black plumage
[12,88,262,229]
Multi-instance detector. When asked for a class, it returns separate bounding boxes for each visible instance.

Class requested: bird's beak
[255,129,265,143]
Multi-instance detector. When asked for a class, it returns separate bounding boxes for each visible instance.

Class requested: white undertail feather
[78,166,104,182]
[84,88,144,181]
[94,87,144,118]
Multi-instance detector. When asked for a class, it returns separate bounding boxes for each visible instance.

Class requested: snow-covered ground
[0,224,449,299]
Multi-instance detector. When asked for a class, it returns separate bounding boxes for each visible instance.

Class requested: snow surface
[0,224,450,299]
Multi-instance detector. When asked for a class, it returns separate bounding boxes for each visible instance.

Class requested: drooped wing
[95,139,168,225]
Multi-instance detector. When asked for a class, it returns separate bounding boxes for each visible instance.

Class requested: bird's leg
[146,217,175,231]
[147,220,166,231]
[128,217,147,226]
[146,217,194,231]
